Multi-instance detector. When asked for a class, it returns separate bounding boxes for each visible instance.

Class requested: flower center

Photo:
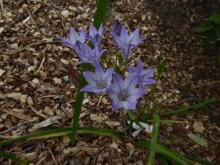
[118,90,129,101]
[97,81,107,89]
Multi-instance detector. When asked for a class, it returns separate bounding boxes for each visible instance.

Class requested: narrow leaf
[0,151,28,165]
[187,133,208,147]
[147,113,160,165]
[163,98,217,116]
[195,25,212,33]
[209,15,220,25]
[0,127,119,147]
[136,141,193,165]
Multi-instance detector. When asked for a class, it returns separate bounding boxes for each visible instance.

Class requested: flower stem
[70,0,109,145]
[120,109,127,139]
[147,113,160,165]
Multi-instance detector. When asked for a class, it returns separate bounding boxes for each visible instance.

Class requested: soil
[0,0,220,164]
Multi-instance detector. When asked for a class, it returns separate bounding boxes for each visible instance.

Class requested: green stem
[120,109,127,139]
[93,0,109,29]
[147,113,160,165]
[71,0,109,145]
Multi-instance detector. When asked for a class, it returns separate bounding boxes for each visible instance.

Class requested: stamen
[118,90,128,101]
[97,81,107,89]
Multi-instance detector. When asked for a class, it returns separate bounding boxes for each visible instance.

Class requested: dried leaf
[193,121,205,133]
[67,64,80,88]
[29,116,61,131]
[90,114,108,122]
[0,68,5,77]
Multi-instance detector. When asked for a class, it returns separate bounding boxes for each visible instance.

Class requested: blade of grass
[0,151,28,165]
[71,0,109,145]
[147,113,160,165]
[136,140,193,165]
[71,77,86,145]
[77,127,120,141]
[162,98,217,116]
[0,127,119,147]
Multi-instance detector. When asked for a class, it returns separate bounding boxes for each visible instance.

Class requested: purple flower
[60,28,86,49]
[87,23,104,48]
[74,41,105,65]
[81,64,114,94]
[112,20,122,37]
[88,23,104,39]
[112,21,144,61]
[129,62,156,88]
[107,74,145,111]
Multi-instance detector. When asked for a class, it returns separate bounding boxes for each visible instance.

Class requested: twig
[191,80,220,89]
[48,146,57,163]
[92,146,105,165]
[25,7,43,35]
[97,95,103,114]
[35,94,58,100]
[29,105,47,119]
[0,120,34,135]
[1,109,32,121]
[9,40,57,55]
[37,56,45,71]
[0,0,5,16]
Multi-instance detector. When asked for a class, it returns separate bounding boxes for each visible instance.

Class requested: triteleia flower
[129,62,156,88]
[87,23,104,45]
[60,28,86,49]
[112,21,144,61]
[106,73,145,111]
[74,41,105,65]
[112,20,122,37]
[81,64,114,94]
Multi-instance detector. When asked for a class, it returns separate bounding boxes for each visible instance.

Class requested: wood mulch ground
[0,0,220,164]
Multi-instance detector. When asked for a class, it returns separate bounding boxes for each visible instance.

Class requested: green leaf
[0,127,120,147]
[136,140,214,165]
[205,30,218,41]
[136,141,193,165]
[162,98,217,116]
[77,127,121,142]
[0,151,28,165]
[147,114,160,165]
[187,133,208,147]
[127,110,137,121]
[209,15,220,25]
[160,155,170,165]
[195,25,212,33]
[214,26,220,37]
[186,156,214,165]
[156,55,166,77]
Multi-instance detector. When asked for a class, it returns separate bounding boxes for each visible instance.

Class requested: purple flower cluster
[60,21,155,111]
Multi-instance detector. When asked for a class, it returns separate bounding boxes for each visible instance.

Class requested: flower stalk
[147,113,160,165]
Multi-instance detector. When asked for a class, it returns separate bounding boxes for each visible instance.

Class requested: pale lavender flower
[112,20,122,37]
[107,74,145,111]
[129,62,156,88]
[60,28,86,49]
[87,23,104,48]
[112,21,144,61]
[81,64,114,94]
[88,23,104,40]
[74,41,105,65]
